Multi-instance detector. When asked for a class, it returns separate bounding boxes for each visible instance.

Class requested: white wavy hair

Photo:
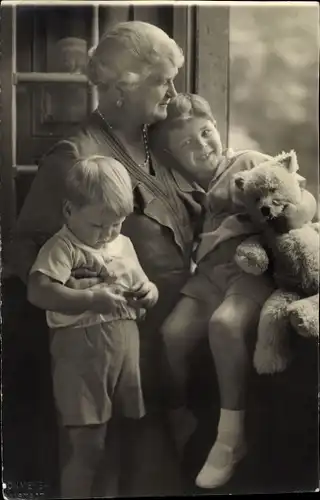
[87,21,184,91]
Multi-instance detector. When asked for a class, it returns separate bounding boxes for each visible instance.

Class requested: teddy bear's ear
[276,150,299,173]
[295,173,306,189]
[234,173,246,191]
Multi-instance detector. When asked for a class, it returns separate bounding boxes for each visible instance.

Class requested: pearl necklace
[96,108,150,169]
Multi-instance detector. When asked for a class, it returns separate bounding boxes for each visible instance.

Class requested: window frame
[0,4,229,253]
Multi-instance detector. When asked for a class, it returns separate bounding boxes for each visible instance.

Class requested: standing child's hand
[124,281,159,310]
[90,285,127,314]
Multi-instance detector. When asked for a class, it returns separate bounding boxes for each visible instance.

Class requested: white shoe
[195,440,247,489]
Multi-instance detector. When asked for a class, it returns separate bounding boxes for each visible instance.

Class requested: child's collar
[171,168,205,194]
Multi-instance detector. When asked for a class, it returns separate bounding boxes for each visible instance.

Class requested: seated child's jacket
[30,224,149,329]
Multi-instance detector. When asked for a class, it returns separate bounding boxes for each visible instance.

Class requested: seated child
[155,94,276,489]
[27,155,158,498]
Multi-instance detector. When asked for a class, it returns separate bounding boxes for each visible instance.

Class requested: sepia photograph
[0,1,319,498]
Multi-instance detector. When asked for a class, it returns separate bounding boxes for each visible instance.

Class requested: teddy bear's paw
[288,296,319,338]
[234,252,266,276]
[253,344,292,375]
[289,310,319,338]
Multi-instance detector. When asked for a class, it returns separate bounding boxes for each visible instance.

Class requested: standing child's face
[64,202,125,248]
[168,116,223,187]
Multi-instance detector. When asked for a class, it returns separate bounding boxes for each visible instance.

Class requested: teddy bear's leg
[288,294,319,338]
[254,289,300,375]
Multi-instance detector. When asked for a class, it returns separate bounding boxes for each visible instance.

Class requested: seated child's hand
[91,285,127,314]
[123,281,159,310]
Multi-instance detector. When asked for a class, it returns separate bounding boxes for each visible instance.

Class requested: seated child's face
[65,202,125,248]
[167,116,223,186]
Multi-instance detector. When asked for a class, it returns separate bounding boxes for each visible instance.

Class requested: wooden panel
[16,5,33,72]
[14,5,132,166]
[99,5,131,33]
[32,6,92,72]
[90,5,99,110]
[15,5,93,165]
[15,165,38,175]
[132,5,160,25]
[173,6,195,93]
[16,84,82,164]
[0,6,17,249]
[195,5,230,146]
[133,5,174,39]
[15,72,89,83]
[31,6,91,136]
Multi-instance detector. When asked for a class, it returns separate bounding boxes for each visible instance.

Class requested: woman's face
[124,63,179,125]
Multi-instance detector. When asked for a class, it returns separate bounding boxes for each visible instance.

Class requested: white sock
[216,409,246,448]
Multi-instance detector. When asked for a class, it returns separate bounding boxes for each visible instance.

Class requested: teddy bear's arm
[235,235,269,275]
[310,221,320,233]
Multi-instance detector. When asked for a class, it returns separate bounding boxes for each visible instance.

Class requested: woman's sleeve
[125,237,150,286]
[9,141,79,284]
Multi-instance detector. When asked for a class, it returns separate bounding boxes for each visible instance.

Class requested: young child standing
[155,94,275,489]
[27,155,158,498]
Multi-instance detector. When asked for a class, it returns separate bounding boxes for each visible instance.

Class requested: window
[1,4,192,252]
[0,3,229,265]
[229,5,319,199]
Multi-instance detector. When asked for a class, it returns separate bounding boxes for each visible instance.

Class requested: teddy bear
[232,150,319,374]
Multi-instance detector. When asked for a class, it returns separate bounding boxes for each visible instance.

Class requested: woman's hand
[66,256,117,290]
[124,281,159,310]
[90,285,127,314]
[67,268,103,290]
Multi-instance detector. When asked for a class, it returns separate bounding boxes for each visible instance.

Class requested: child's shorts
[182,260,274,308]
[50,320,145,426]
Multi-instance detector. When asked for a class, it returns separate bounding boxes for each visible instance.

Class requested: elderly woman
[10,21,202,497]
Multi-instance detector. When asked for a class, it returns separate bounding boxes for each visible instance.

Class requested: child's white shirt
[30,225,149,329]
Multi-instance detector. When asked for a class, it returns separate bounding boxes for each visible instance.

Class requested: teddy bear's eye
[269,187,276,193]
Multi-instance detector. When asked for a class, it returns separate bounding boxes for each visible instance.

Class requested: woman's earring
[116,98,123,108]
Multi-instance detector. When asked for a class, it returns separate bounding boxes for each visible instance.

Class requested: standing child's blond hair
[65,155,134,216]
